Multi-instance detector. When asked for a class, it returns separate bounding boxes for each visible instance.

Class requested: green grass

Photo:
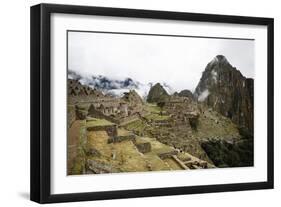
[144,113,170,121]
[125,119,146,132]
[86,118,115,127]
[143,103,169,121]
[144,103,161,113]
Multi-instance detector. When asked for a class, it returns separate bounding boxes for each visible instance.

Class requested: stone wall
[67,120,87,175]
[119,113,140,124]
[75,105,88,120]
[87,104,119,124]
[135,142,151,153]
[108,134,136,143]
[67,105,76,128]
[158,150,179,159]
[87,124,118,137]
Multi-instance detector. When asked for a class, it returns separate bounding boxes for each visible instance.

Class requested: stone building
[68,79,144,122]
[164,95,200,129]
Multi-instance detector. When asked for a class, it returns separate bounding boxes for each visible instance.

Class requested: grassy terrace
[125,119,146,132]
[136,137,175,155]
[86,118,115,127]
[144,113,170,121]
[144,103,170,121]
[144,103,161,113]
[124,103,170,132]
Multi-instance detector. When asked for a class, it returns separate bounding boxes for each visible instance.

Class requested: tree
[157,101,166,116]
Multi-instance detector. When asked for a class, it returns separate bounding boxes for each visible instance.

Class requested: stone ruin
[163,95,200,130]
[87,122,118,137]
[68,79,104,98]
[75,105,88,120]
[68,79,145,125]
[108,134,136,144]
[87,100,129,120]
[135,142,151,153]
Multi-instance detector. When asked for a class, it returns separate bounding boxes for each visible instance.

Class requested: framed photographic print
[30,3,274,203]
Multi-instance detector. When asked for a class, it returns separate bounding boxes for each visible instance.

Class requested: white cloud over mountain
[68,31,254,92]
[68,70,174,98]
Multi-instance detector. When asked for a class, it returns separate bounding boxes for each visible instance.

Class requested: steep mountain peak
[147,83,169,103]
[154,83,161,87]
[215,55,227,62]
[209,55,231,68]
[195,55,239,94]
[194,55,254,132]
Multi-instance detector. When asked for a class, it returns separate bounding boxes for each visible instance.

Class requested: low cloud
[68,32,254,92]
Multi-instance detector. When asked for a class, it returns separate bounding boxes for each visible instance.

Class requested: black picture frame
[30,3,274,204]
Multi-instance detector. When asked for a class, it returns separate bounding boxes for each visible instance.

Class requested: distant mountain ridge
[68,70,174,98]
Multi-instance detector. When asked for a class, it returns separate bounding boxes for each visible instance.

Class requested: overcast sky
[68,31,254,92]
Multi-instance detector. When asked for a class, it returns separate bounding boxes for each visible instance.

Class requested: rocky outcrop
[147,83,169,103]
[200,134,253,167]
[194,55,254,133]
